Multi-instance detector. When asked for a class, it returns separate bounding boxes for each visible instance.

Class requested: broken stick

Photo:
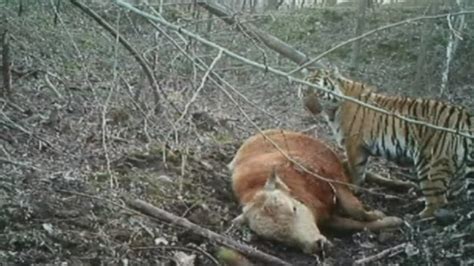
[354,243,407,265]
[127,199,291,266]
[365,172,418,189]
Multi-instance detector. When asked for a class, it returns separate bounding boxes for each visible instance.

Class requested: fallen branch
[127,199,291,266]
[354,243,407,265]
[197,1,318,68]
[365,172,417,190]
[114,1,474,140]
[0,111,60,153]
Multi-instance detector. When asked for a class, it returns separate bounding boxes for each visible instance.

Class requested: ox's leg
[334,184,385,221]
[324,215,403,232]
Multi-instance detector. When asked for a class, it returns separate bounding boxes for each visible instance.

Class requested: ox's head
[232,169,329,254]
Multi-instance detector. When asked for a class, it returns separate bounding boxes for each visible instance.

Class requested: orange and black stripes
[301,68,474,217]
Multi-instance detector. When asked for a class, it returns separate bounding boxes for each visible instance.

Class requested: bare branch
[114,1,474,140]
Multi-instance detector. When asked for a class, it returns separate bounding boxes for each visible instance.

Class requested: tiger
[299,67,474,218]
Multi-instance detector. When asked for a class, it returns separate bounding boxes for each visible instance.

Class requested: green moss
[212,132,233,144]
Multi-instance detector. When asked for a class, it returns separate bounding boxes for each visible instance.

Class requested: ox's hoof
[366,209,386,221]
[303,236,333,254]
[381,216,404,227]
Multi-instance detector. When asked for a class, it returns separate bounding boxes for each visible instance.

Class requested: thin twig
[44,73,63,98]
[447,15,463,40]
[175,49,223,126]
[114,1,474,139]
[0,156,44,172]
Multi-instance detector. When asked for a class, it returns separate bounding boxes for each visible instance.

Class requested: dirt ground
[1,2,473,265]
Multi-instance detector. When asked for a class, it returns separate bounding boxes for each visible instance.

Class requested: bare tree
[440,0,467,95]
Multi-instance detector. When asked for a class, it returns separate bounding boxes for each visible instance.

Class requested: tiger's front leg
[344,139,370,190]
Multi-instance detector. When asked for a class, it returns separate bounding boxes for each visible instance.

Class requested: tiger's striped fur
[300,68,474,217]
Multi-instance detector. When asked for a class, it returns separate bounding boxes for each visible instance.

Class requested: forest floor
[1,2,473,265]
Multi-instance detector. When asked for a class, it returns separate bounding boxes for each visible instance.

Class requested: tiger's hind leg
[415,155,450,218]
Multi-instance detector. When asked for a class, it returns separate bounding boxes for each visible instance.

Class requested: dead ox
[228,129,403,254]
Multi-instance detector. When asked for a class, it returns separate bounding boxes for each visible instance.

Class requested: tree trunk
[349,0,368,71]
[440,0,467,95]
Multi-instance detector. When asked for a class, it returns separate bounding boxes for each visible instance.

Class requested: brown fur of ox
[228,129,403,254]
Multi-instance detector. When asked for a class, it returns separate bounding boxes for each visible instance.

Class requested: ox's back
[231,129,350,221]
